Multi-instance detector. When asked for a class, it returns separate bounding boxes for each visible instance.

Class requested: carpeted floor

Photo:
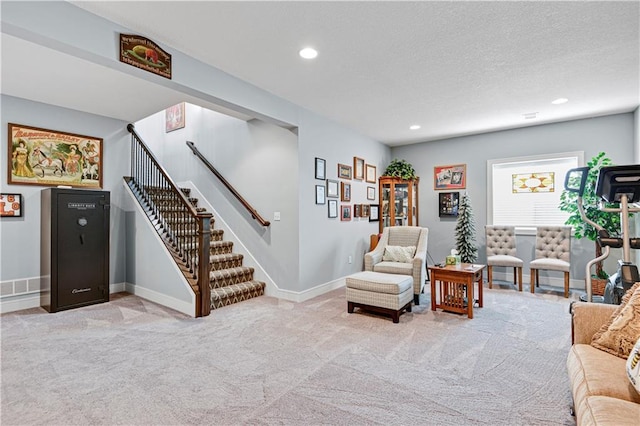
[1,282,578,425]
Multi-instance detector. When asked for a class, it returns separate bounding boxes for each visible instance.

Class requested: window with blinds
[488,152,584,229]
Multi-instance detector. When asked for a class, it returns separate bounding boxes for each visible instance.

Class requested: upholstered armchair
[485,226,524,291]
[364,226,429,305]
[530,226,572,297]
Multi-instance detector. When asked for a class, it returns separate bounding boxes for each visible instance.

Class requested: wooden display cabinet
[378,176,419,233]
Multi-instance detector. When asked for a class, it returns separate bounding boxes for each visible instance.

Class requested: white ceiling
[3,1,639,146]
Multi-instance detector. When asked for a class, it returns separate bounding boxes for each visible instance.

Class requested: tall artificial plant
[455,193,478,263]
[559,151,620,277]
[383,159,417,180]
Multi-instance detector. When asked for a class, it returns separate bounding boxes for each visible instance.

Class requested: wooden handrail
[186,141,271,227]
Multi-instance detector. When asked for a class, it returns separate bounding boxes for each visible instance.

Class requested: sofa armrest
[571,302,617,345]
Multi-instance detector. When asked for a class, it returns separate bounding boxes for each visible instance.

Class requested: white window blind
[488,152,583,228]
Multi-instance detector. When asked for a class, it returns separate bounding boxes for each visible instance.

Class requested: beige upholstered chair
[364,226,429,305]
[485,226,523,291]
[530,226,572,298]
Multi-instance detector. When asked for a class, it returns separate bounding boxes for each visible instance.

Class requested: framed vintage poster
[8,123,103,188]
[315,184,326,205]
[354,204,361,218]
[341,205,351,221]
[353,157,365,180]
[0,193,22,217]
[365,164,377,183]
[328,199,338,218]
[369,204,380,222]
[315,157,326,180]
[361,204,370,218]
[434,164,466,190]
[165,102,185,132]
[338,163,352,180]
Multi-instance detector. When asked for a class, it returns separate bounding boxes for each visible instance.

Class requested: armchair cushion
[373,261,413,276]
[383,245,416,263]
[591,282,640,359]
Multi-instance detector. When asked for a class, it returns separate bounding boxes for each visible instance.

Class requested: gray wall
[391,113,636,285]
[0,95,131,298]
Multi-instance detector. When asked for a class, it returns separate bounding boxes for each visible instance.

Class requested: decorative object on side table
[455,193,478,263]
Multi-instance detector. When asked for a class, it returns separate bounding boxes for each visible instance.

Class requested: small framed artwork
[353,157,365,180]
[434,164,466,190]
[341,182,351,202]
[369,204,380,222]
[327,179,339,198]
[354,204,361,218]
[338,163,352,180]
[315,185,326,205]
[328,199,338,218]
[367,186,376,200]
[341,205,351,221]
[165,102,185,132]
[0,193,22,217]
[439,192,459,217]
[315,157,326,180]
[365,164,377,183]
[361,204,370,218]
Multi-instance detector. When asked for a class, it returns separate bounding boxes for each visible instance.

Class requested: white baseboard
[0,282,129,314]
[268,277,346,303]
[124,283,195,317]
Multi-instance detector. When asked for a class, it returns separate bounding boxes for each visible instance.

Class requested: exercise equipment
[564,164,640,303]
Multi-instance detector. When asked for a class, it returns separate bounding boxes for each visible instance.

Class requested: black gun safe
[41,188,110,313]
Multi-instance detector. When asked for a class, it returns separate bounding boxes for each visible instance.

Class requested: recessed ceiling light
[299,47,318,59]
[523,112,538,120]
[552,98,569,105]
[409,125,421,130]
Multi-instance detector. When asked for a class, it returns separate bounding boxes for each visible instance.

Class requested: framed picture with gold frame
[338,163,352,180]
[8,123,103,188]
[365,164,377,183]
[353,157,365,180]
[341,182,351,201]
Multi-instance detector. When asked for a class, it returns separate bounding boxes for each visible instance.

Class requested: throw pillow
[591,282,640,359]
[382,245,416,263]
[627,336,640,394]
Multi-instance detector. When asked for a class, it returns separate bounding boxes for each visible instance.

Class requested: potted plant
[559,152,620,291]
[382,159,417,180]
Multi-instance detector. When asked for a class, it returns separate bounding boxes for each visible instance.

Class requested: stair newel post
[197,213,212,317]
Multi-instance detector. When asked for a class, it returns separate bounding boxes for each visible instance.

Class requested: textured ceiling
[4,1,640,146]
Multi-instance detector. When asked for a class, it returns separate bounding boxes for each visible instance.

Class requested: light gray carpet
[1,282,578,425]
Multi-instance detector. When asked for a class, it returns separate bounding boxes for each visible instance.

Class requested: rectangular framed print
[315,157,326,180]
[327,179,339,198]
[369,204,380,222]
[434,164,466,190]
[365,164,377,183]
[353,157,365,180]
[0,193,22,217]
[328,199,338,218]
[315,184,326,205]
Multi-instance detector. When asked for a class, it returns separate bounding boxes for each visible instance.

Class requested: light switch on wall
[274,212,281,221]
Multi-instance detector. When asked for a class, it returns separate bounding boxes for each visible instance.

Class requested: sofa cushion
[382,245,416,263]
[580,396,640,426]
[592,282,640,359]
[627,337,640,394]
[567,344,640,410]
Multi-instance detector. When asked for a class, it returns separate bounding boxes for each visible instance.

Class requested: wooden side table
[429,263,485,319]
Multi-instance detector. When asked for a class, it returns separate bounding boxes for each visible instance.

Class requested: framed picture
[327,179,339,198]
[361,204,370,218]
[315,185,326,205]
[338,163,352,180]
[439,192,459,217]
[0,193,22,217]
[165,102,185,132]
[354,204,361,218]
[434,164,466,190]
[328,199,338,218]
[315,157,326,180]
[353,157,365,180]
[367,186,376,200]
[369,204,380,222]
[341,205,351,221]
[365,164,377,183]
[8,123,103,188]
[341,182,351,201]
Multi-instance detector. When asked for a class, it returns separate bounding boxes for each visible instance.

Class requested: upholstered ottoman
[346,271,413,323]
